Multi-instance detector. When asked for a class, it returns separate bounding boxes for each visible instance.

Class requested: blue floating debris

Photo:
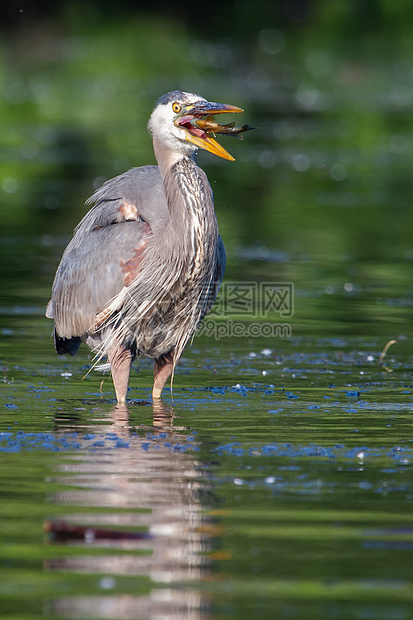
[231,384,248,394]
[285,391,299,399]
[261,445,279,455]
[41,442,57,451]
[279,465,300,471]
[212,442,244,457]
[345,447,368,458]
[359,481,373,490]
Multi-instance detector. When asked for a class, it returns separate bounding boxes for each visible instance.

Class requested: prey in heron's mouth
[176,102,254,161]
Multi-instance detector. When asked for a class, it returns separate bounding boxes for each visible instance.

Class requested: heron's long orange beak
[177,101,244,161]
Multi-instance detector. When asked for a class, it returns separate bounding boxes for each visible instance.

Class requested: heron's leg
[108,344,133,404]
[153,351,174,399]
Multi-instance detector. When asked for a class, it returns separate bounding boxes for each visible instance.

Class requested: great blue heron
[46,90,250,403]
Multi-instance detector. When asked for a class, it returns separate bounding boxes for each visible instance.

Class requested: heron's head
[147,90,244,162]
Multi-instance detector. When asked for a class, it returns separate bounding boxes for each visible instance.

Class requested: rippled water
[2,306,413,619]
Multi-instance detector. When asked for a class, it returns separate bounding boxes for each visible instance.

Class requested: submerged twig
[44,520,152,542]
[379,338,398,372]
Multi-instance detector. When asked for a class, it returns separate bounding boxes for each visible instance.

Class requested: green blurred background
[1,0,413,336]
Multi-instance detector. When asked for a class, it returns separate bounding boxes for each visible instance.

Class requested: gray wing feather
[48,166,169,339]
[79,166,169,235]
[51,222,149,337]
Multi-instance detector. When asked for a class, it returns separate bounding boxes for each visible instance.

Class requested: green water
[2,3,413,619]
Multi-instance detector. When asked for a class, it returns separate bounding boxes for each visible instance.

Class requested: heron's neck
[163,157,215,226]
[158,146,218,272]
[153,137,197,180]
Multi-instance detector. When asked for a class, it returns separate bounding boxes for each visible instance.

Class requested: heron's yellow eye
[172,102,182,114]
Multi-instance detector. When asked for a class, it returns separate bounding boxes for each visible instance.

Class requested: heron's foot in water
[108,345,133,404]
[153,351,174,399]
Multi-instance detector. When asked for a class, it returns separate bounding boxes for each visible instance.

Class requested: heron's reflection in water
[46,401,214,619]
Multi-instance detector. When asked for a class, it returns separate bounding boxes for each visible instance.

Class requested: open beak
[176,101,244,161]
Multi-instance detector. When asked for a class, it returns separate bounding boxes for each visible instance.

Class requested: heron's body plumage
[46,90,245,402]
[48,157,225,386]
